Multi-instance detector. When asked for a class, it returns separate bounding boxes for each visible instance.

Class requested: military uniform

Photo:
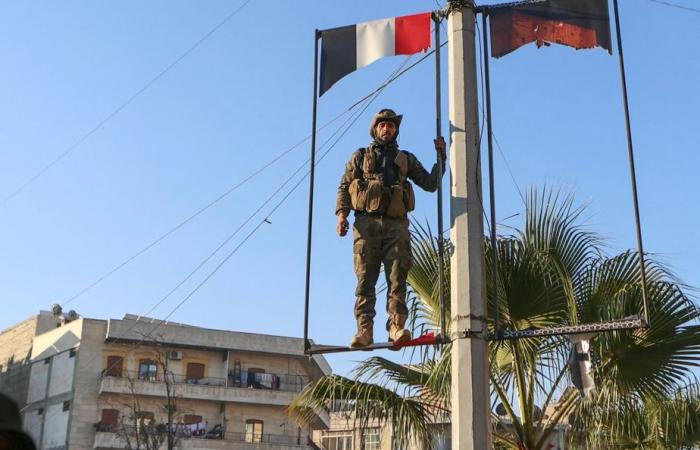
[336,109,444,347]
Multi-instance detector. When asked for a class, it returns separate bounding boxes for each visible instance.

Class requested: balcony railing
[224,431,303,446]
[94,424,304,447]
[102,370,308,392]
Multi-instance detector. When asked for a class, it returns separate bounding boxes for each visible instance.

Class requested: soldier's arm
[335,151,363,236]
[336,150,364,215]
[405,137,446,192]
[406,153,444,193]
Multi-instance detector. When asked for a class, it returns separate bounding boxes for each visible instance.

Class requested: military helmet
[369,108,403,139]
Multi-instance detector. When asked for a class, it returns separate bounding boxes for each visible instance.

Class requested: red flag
[489,0,612,58]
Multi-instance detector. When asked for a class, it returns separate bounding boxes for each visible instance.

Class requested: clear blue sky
[1,0,698,376]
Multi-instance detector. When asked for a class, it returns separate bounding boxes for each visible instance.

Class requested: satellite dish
[495,403,507,416]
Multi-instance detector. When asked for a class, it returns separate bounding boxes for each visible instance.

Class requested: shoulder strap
[394,151,409,181]
[362,146,376,175]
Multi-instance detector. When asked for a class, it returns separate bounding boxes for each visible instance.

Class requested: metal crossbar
[453,316,646,341]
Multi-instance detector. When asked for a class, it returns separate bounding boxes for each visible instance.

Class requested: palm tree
[290,189,700,449]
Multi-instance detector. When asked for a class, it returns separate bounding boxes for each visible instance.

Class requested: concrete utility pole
[447,2,492,449]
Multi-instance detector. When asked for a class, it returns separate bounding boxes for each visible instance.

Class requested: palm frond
[289,375,438,447]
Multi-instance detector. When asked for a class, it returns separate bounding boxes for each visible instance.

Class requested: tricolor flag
[489,0,612,58]
[319,13,432,96]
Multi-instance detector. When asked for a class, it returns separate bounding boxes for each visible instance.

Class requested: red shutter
[186,363,205,380]
[105,356,123,377]
[100,409,119,431]
[183,414,202,425]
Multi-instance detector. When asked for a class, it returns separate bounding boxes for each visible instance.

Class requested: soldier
[336,109,446,348]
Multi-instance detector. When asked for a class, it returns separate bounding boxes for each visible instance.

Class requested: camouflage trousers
[352,214,412,321]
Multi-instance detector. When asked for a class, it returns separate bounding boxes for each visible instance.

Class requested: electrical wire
[129,97,372,322]
[62,108,350,307]
[647,0,700,14]
[0,0,254,209]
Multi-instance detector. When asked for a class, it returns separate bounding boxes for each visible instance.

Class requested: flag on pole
[319,12,432,96]
[489,0,612,58]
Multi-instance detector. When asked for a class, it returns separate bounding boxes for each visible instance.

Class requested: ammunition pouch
[386,182,415,218]
[349,178,384,213]
[349,147,414,217]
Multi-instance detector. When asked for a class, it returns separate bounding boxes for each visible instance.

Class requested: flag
[319,13,432,96]
[489,0,612,58]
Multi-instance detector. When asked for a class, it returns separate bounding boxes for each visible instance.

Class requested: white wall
[23,408,43,446]
[48,350,75,397]
[42,402,69,449]
[27,359,49,404]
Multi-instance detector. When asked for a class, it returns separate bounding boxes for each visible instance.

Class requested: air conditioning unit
[168,351,183,360]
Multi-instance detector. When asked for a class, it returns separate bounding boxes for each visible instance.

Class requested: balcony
[94,431,309,450]
[100,372,305,407]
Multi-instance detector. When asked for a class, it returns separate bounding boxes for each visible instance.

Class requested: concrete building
[311,402,567,449]
[0,311,62,406]
[17,313,331,450]
[311,410,450,450]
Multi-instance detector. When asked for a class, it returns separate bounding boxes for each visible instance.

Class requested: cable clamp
[451,329,487,340]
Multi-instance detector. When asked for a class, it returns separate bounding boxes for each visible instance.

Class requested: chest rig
[348,146,415,218]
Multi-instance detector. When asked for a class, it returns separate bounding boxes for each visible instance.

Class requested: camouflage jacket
[335,144,443,215]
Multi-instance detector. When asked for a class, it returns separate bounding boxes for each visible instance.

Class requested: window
[183,415,202,425]
[37,408,44,416]
[245,419,263,443]
[105,356,124,377]
[62,401,70,412]
[135,411,154,433]
[99,409,119,432]
[138,360,157,381]
[69,348,77,358]
[186,363,205,382]
[44,357,51,365]
[321,431,353,450]
[363,428,380,450]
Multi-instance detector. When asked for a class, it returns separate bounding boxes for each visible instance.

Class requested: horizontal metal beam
[453,316,646,341]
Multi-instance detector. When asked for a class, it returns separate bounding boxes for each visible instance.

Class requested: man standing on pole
[335,108,446,348]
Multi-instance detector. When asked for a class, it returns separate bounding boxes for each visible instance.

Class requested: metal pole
[434,12,447,341]
[303,30,320,351]
[481,10,500,336]
[612,0,649,325]
[447,2,492,448]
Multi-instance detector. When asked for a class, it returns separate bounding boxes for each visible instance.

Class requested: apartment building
[0,311,61,406]
[313,406,567,450]
[16,313,331,450]
[312,411,450,450]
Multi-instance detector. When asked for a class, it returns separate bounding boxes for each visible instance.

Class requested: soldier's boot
[388,314,411,348]
[350,316,374,349]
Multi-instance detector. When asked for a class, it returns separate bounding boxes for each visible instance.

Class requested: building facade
[311,412,450,450]
[17,313,331,450]
[0,311,61,406]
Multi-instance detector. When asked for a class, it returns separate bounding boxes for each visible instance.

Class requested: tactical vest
[348,147,415,218]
